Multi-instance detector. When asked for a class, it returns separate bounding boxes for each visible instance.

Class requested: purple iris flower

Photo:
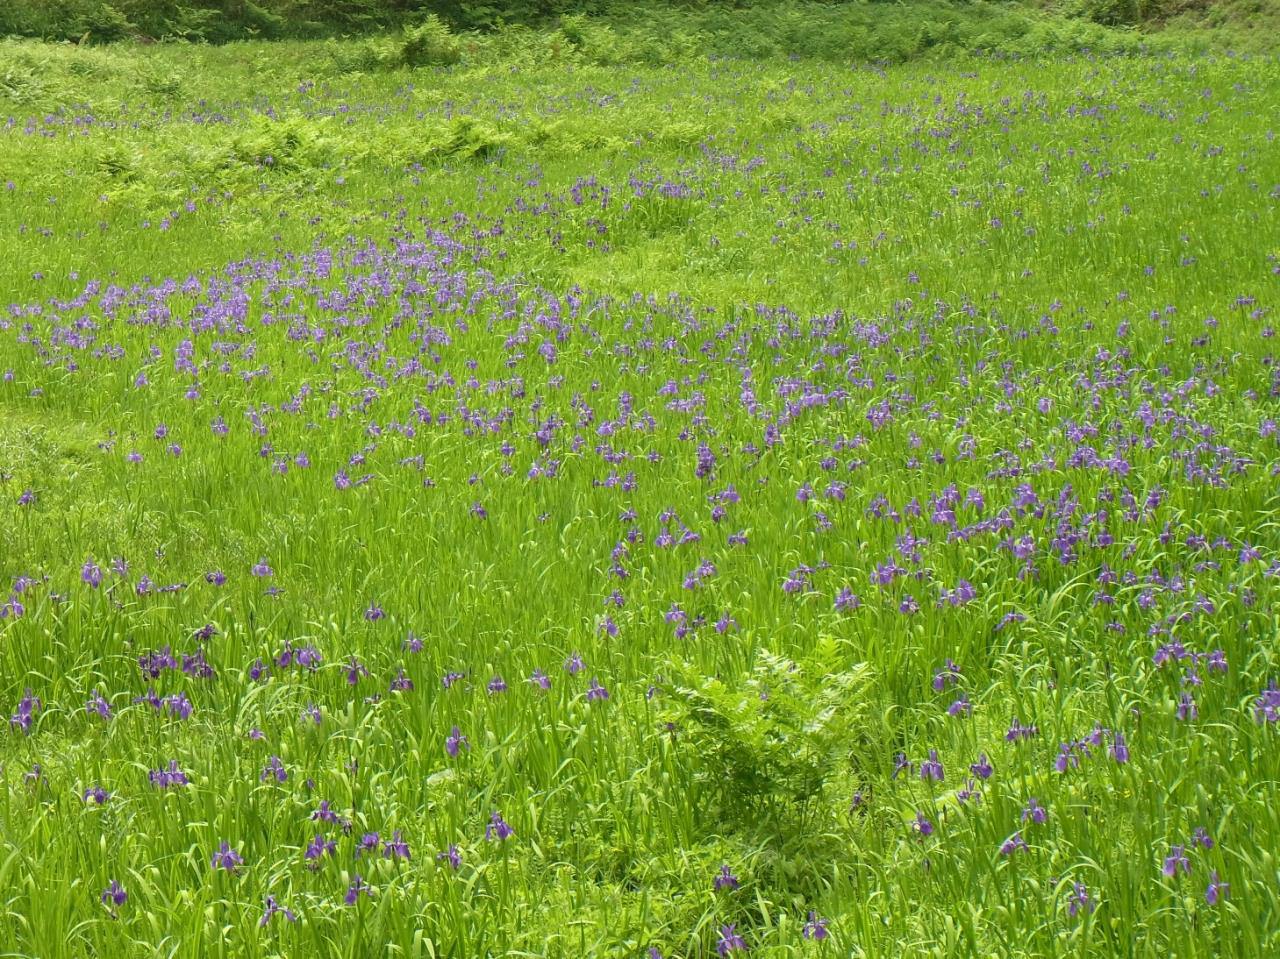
[446,726,469,757]
[485,811,513,841]
[969,754,993,779]
[344,875,371,905]
[382,831,410,860]
[85,686,112,717]
[100,880,127,911]
[802,911,829,940]
[10,689,41,734]
[919,750,944,782]
[356,833,381,857]
[149,761,189,789]
[260,756,287,783]
[211,841,244,872]
[1000,833,1028,855]
[312,800,340,823]
[716,924,746,955]
[1067,883,1094,918]
[346,657,369,685]
[947,695,972,717]
[713,864,739,891]
[260,895,297,926]
[1176,693,1198,721]
[304,834,336,868]
[1205,872,1228,905]
[586,678,609,701]
[1110,732,1130,764]
[1162,845,1190,878]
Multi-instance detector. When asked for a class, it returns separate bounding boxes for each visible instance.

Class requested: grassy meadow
[1,11,1279,958]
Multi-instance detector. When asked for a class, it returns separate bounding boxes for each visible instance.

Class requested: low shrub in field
[661,647,876,847]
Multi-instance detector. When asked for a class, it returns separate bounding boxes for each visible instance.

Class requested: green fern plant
[660,641,874,838]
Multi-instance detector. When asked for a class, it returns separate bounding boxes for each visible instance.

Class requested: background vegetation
[1,3,1277,958]
[0,0,1276,52]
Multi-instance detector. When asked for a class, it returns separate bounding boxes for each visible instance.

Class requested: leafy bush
[400,15,463,65]
[660,643,875,841]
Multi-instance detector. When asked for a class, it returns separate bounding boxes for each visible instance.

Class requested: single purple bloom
[834,587,860,612]
[1000,832,1028,855]
[260,895,297,926]
[344,875,371,905]
[1067,882,1094,918]
[802,911,829,940]
[1162,845,1190,878]
[913,811,934,836]
[485,811,513,841]
[1110,732,1130,764]
[382,831,410,860]
[356,833,381,857]
[717,924,746,955]
[947,695,972,717]
[1253,683,1280,723]
[251,559,272,577]
[211,841,244,872]
[1022,798,1047,824]
[83,786,110,805]
[586,677,609,702]
[1205,871,1228,905]
[487,676,507,695]
[436,844,462,870]
[446,726,469,757]
[304,834,336,868]
[100,880,127,910]
[260,756,287,783]
[919,750,944,782]
[713,864,739,891]
[312,800,341,823]
[969,754,993,779]
[295,646,322,670]
[346,657,369,685]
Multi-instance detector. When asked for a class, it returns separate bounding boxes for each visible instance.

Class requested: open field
[1,21,1279,958]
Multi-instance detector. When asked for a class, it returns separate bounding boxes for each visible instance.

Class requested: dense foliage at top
[1,0,1276,46]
